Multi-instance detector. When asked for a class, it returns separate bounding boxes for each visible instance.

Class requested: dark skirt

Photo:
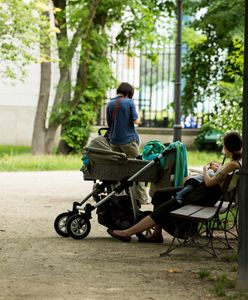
[150,183,222,230]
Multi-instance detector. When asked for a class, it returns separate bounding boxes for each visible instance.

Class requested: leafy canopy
[182,0,244,134]
[0,0,57,80]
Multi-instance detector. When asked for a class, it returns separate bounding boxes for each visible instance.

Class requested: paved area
[0,171,237,300]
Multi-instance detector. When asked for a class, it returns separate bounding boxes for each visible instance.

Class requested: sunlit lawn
[0,145,82,171]
[0,145,224,172]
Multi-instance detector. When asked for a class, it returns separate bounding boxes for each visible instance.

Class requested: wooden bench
[160,170,239,257]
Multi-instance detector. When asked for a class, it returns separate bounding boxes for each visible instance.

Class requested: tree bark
[31,11,51,155]
[31,62,51,154]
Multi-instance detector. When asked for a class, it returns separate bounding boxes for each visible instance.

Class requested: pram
[54,128,177,240]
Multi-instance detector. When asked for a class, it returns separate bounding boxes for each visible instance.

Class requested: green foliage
[226,39,244,78]
[182,35,225,112]
[60,102,95,153]
[182,0,244,114]
[115,0,175,50]
[194,123,223,151]
[0,0,54,80]
[208,38,243,134]
[57,25,116,151]
[182,27,207,49]
[210,77,243,133]
[193,0,244,41]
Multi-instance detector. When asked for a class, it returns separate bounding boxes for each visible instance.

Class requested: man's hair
[117,82,134,99]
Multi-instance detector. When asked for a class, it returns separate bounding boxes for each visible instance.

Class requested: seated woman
[107,131,242,243]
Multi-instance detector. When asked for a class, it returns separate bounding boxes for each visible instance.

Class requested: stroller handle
[98,127,109,136]
[127,147,176,183]
[153,147,176,162]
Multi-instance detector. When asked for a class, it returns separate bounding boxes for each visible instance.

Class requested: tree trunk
[44,68,70,154]
[31,11,51,155]
[45,123,59,154]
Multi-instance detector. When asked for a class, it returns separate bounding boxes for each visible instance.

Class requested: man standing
[106,82,148,205]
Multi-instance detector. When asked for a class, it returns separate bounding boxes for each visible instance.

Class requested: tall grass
[0,145,224,172]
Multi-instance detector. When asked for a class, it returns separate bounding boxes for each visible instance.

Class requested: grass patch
[0,145,82,171]
[0,145,31,156]
[187,150,224,166]
[222,251,238,263]
[0,145,223,171]
[198,269,211,279]
[211,274,235,297]
[197,268,248,299]
[0,153,82,171]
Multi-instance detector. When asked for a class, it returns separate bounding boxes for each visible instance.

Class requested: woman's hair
[117,82,134,99]
[223,131,242,160]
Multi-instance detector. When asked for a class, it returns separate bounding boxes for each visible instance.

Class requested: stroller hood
[83,135,128,165]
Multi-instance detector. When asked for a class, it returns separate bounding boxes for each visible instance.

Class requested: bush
[194,123,223,151]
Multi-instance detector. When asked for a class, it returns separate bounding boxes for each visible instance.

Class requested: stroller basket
[83,157,160,182]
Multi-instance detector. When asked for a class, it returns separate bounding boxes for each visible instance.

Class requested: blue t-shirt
[106,96,139,145]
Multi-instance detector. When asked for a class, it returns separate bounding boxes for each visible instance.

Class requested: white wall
[0,62,59,145]
[0,106,36,145]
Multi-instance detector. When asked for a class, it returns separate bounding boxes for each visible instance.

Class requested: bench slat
[171,201,232,220]
[189,207,217,220]
[215,201,236,211]
[170,205,204,217]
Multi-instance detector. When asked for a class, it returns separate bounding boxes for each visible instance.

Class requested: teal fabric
[142,140,188,187]
[168,141,188,187]
[142,140,167,168]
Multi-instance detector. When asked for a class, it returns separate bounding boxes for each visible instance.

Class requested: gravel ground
[0,171,239,300]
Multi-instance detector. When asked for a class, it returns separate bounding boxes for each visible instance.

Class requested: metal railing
[96,44,211,128]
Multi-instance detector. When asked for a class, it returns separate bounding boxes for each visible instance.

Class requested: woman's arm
[203,161,240,187]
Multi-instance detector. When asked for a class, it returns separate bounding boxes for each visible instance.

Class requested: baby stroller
[54,129,178,240]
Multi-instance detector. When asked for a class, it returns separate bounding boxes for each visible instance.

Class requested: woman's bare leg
[113,216,157,237]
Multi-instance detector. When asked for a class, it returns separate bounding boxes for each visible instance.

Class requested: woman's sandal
[107,229,131,242]
[138,236,163,243]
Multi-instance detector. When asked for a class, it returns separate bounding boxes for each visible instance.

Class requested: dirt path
[0,171,238,300]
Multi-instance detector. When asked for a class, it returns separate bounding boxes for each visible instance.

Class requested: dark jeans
[175,184,194,202]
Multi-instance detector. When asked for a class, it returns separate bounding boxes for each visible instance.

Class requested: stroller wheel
[54,212,72,237]
[135,210,154,239]
[66,214,91,240]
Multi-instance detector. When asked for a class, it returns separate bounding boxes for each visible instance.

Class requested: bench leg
[160,235,177,257]
[214,208,238,250]
[160,221,197,257]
